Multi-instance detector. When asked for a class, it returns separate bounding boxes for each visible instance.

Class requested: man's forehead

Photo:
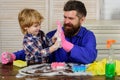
[64,11,77,17]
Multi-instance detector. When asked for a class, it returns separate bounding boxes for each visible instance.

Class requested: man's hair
[64,0,87,18]
[18,8,44,34]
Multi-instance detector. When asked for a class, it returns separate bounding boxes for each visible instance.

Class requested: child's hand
[53,40,61,50]
[52,21,62,43]
[0,52,16,64]
[52,30,61,43]
[52,35,57,43]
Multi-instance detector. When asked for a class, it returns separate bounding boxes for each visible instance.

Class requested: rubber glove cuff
[0,52,16,64]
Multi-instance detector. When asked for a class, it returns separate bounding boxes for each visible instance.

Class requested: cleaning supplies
[72,64,86,72]
[13,60,27,67]
[105,40,116,78]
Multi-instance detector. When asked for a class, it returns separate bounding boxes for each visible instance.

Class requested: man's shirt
[47,26,97,64]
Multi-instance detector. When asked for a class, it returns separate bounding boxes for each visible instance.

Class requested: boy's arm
[13,50,26,61]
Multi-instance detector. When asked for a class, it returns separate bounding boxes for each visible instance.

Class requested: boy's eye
[35,24,40,27]
[39,23,41,26]
[35,25,38,27]
[34,24,37,27]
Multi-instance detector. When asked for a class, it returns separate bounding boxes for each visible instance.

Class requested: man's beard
[63,23,80,37]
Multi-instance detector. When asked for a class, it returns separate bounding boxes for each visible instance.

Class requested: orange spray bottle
[105,40,116,78]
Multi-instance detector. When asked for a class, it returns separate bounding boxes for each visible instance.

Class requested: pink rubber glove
[0,52,16,64]
[56,21,74,52]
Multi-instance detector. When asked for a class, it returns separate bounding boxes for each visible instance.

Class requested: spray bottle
[105,40,116,78]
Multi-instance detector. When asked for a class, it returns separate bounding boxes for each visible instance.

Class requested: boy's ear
[24,27,28,30]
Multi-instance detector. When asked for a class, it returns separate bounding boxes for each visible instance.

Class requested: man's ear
[80,17,85,24]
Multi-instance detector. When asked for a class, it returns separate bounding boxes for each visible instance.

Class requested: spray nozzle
[106,40,116,49]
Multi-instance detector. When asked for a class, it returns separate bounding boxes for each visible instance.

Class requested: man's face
[63,10,81,37]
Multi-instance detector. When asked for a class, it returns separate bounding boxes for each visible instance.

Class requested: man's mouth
[65,26,72,29]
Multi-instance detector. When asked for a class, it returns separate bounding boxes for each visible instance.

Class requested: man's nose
[64,18,70,24]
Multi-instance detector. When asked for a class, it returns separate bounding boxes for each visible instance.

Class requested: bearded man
[47,0,97,64]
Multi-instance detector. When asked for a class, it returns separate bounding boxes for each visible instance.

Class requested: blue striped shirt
[23,30,53,64]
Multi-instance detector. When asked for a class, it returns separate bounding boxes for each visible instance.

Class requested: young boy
[1,8,60,65]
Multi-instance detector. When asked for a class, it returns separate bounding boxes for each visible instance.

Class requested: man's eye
[69,17,74,20]
[64,16,67,19]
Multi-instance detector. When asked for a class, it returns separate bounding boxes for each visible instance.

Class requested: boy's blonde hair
[18,8,44,34]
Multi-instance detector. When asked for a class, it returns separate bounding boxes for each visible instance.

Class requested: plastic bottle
[105,40,116,78]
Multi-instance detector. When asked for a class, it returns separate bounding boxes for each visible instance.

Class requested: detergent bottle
[105,40,116,78]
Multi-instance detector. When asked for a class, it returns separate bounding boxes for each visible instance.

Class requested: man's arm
[70,32,97,64]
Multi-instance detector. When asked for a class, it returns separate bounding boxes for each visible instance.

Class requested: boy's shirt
[23,30,53,64]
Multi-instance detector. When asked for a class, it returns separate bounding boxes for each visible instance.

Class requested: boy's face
[26,23,41,36]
